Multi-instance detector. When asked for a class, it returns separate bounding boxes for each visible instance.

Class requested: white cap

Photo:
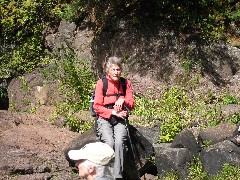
[68,142,115,165]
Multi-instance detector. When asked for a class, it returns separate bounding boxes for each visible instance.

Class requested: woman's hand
[112,110,128,119]
[114,98,125,111]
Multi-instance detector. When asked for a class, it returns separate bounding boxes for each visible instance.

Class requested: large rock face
[7,70,60,112]
[6,19,240,114]
[90,21,240,99]
[44,20,94,63]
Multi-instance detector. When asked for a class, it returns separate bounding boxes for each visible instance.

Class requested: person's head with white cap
[68,142,115,180]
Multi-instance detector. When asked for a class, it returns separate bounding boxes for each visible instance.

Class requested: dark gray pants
[97,118,127,179]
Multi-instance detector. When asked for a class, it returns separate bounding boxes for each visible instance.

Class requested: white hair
[82,160,114,178]
[106,56,123,72]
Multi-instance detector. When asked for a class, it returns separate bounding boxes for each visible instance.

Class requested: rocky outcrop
[154,123,240,179]
[7,70,60,113]
[44,20,94,63]
[5,19,240,114]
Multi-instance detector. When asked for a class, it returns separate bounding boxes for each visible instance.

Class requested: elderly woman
[93,57,135,179]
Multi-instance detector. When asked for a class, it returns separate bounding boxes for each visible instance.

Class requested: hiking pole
[124,107,141,180]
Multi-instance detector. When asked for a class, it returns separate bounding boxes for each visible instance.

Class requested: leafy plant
[219,94,239,105]
[28,104,41,114]
[132,94,161,126]
[19,76,31,93]
[187,157,208,180]
[180,56,200,73]
[43,47,95,132]
[158,86,188,142]
[132,85,223,143]
[211,163,240,180]
[0,87,7,98]
[162,171,181,180]
[226,113,240,125]
[201,140,212,148]
[0,0,59,78]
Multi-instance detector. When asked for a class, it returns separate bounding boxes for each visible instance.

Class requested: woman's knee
[100,134,114,148]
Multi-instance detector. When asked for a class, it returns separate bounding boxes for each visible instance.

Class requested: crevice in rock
[0,78,9,110]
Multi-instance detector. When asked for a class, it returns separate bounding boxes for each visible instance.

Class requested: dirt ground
[0,110,80,180]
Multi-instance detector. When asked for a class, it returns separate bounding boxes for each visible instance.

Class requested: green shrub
[162,171,181,180]
[211,163,240,180]
[158,86,188,142]
[201,140,212,148]
[218,93,239,105]
[0,0,58,78]
[132,85,223,143]
[0,87,7,98]
[226,113,240,125]
[19,76,31,93]
[180,56,200,73]
[187,157,208,180]
[42,47,95,132]
[132,94,161,126]
[159,86,221,142]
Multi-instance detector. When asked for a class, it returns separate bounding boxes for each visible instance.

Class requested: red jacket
[93,75,135,119]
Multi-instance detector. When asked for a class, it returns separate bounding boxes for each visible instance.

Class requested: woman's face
[108,64,122,82]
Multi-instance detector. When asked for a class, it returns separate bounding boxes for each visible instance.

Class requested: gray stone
[135,125,160,145]
[155,146,194,179]
[198,123,237,147]
[171,128,200,156]
[220,104,240,117]
[200,140,240,176]
[8,70,61,112]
